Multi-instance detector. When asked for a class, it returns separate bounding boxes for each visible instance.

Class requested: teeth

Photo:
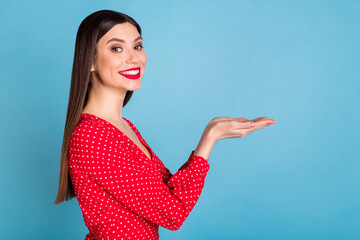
[120,69,139,75]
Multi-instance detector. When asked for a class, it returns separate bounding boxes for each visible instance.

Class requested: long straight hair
[54,10,142,204]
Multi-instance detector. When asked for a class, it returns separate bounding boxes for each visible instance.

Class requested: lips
[118,67,141,79]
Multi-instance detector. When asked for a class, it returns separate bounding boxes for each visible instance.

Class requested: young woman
[55,10,276,240]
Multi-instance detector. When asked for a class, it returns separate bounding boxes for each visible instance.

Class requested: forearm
[193,127,217,161]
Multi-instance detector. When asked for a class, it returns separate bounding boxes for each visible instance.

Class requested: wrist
[193,127,217,160]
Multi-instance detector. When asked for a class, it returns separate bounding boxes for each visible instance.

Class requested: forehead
[99,22,140,43]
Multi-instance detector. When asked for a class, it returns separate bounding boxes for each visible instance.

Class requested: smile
[118,67,141,79]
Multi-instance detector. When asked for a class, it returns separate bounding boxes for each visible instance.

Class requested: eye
[111,47,122,53]
[135,44,143,50]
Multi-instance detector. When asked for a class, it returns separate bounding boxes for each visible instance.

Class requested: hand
[207,116,276,141]
[193,116,276,160]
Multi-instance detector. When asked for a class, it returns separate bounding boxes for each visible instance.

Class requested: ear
[90,55,97,72]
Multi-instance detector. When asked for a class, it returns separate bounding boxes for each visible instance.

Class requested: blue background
[1,0,359,239]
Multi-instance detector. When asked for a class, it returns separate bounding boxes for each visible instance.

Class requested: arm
[69,122,210,231]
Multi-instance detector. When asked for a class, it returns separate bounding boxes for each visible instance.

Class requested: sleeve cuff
[178,150,210,175]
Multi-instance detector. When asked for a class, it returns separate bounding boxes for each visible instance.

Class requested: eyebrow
[106,36,143,45]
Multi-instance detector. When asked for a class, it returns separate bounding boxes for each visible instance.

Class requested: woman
[55,10,276,240]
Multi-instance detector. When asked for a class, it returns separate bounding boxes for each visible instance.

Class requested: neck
[83,84,127,123]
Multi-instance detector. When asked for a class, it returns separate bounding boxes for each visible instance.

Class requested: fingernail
[251,122,257,127]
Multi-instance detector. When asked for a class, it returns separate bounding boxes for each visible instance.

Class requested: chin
[129,86,141,92]
[126,82,142,91]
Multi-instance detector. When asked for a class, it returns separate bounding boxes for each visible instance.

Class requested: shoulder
[72,117,106,135]
[70,116,114,147]
[68,117,123,165]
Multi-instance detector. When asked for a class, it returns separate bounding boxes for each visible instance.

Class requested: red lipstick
[118,67,141,79]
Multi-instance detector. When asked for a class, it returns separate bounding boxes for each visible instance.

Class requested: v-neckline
[80,113,153,162]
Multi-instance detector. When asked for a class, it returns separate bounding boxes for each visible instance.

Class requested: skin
[83,22,276,161]
[83,22,151,159]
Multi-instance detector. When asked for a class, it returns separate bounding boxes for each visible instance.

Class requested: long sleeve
[69,120,210,232]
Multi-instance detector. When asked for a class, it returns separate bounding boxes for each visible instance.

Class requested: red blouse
[68,113,210,240]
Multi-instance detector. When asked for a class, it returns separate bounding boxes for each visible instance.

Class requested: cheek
[95,55,109,72]
[103,55,118,68]
[100,51,120,64]
[94,55,120,81]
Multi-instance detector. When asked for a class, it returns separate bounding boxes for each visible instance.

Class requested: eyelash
[135,44,143,50]
[111,44,144,53]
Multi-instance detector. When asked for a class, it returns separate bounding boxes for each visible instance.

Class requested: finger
[251,117,270,122]
[240,119,275,130]
[247,122,270,133]
[209,117,247,126]
[235,118,248,122]
[210,117,232,123]
[251,119,276,130]
[252,118,276,125]
[266,119,276,126]
[207,117,232,128]
[232,120,258,129]
[247,127,260,134]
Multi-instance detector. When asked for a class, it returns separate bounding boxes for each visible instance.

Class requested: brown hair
[54,10,142,204]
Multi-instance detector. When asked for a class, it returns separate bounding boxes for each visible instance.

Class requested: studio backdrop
[0,0,359,239]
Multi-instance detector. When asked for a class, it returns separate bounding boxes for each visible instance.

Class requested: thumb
[236,118,248,122]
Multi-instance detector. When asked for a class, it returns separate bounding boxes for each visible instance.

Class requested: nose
[125,49,139,64]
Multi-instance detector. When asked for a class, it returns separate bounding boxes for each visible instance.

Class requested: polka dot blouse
[68,113,210,240]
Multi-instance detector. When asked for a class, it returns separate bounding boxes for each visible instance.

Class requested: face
[91,22,147,92]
